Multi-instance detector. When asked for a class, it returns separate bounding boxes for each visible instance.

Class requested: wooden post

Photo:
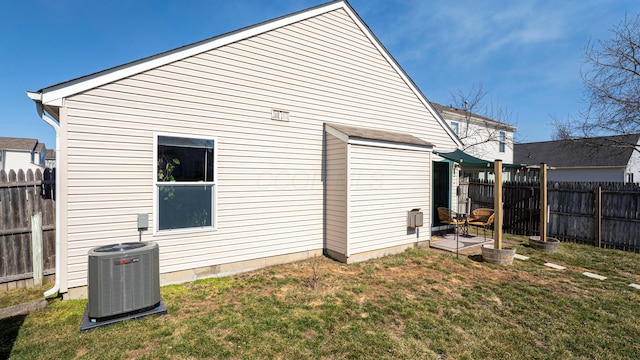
[494,160,503,250]
[595,186,602,248]
[31,212,43,286]
[539,163,548,242]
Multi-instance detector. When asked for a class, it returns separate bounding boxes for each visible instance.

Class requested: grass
[2,235,640,359]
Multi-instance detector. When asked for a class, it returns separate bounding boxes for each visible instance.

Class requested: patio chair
[437,207,466,235]
[466,208,495,240]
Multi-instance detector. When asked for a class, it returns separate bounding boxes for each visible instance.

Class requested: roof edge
[29,0,464,149]
[34,0,345,106]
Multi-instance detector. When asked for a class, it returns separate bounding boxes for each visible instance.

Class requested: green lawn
[2,235,640,359]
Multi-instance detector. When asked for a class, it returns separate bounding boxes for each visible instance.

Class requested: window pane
[450,122,459,135]
[158,144,214,182]
[158,185,212,230]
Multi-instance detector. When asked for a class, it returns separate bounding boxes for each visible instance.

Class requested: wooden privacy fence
[468,180,640,253]
[0,168,56,285]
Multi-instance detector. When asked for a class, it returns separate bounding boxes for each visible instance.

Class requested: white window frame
[499,131,506,153]
[153,132,218,235]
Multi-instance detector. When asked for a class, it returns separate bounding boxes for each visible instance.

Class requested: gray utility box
[87,241,160,322]
[407,209,424,228]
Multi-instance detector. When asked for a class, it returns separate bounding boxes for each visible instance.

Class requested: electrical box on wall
[407,208,423,228]
[138,213,149,231]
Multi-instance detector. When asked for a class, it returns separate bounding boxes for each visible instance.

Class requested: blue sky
[1,0,638,149]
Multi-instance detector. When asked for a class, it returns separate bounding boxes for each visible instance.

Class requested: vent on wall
[271,109,290,121]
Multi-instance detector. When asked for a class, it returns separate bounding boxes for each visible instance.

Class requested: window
[628,173,634,183]
[499,131,506,153]
[155,134,217,232]
[450,121,459,135]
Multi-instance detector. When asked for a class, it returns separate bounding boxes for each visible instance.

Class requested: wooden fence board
[0,168,56,284]
[469,179,640,253]
[0,170,9,278]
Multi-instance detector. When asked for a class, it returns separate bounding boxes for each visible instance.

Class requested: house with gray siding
[514,134,640,182]
[27,0,462,299]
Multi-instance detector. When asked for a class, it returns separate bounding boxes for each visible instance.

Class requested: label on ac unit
[114,257,140,266]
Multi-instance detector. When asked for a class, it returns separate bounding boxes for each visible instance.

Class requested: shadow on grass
[468,254,484,263]
[0,314,26,359]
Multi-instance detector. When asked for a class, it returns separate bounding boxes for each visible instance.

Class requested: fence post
[31,212,43,286]
[595,186,602,248]
[540,163,548,241]
[494,160,503,250]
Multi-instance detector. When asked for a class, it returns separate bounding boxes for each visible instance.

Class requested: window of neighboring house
[0,151,3,168]
[628,173,634,183]
[155,134,217,232]
[499,131,506,153]
[450,122,459,135]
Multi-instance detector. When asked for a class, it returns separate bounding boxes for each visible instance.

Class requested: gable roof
[514,134,640,168]
[431,102,517,131]
[0,137,40,152]
[27,0,462,148]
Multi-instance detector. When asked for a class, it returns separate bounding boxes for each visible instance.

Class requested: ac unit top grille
[92,242,147,253]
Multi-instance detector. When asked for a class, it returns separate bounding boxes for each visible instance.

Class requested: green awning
[434,149,521,169]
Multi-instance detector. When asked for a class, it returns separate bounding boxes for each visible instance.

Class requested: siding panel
[349,145,430,255]
[325,133,348,256]
[62,8,453,287]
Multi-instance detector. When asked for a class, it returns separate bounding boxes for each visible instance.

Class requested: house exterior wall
[348,145,430,257]
[324,132,348,257]
[548,168,625,182]
[55,8,458,291]
[626,143,640,183]
[456,121,514,164]
[2,150,45,172]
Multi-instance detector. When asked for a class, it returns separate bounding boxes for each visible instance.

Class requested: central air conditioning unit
[87,241,160,322]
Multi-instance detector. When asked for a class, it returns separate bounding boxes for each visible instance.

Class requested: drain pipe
[27,93,61,298]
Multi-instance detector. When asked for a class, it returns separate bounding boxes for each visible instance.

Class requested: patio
[430,230,494,254]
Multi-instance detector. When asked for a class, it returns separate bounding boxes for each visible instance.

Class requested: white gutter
[27,91,61,298]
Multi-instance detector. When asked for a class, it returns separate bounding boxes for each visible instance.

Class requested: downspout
[28,93,61,298]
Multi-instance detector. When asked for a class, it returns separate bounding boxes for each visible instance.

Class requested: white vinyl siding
[349,145,430,255]
[325,133,349,256]
[61,8,456,288]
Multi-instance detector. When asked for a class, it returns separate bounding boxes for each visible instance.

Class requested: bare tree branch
[554,13,640,152]
[446,84,517,157]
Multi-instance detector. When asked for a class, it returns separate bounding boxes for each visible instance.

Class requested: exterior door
[432,161,451,226]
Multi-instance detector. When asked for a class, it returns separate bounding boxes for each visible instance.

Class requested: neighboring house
[0,136,48,172]
[432,103,516,163]
[514,134,640,183]
[27,1,461,299]
[431,103,517,181]
[45,149,56,169]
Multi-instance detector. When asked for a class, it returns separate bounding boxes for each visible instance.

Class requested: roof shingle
[0,137,39,151]
[514,134,640,168]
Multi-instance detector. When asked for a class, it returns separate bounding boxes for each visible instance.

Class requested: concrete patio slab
[430,233,493,254]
